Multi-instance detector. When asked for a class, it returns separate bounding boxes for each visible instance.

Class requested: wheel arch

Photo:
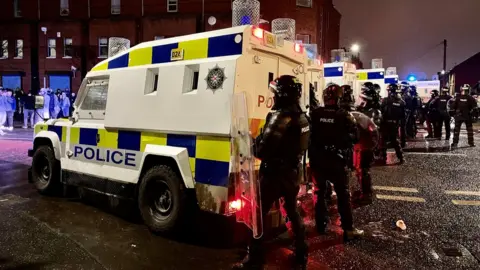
[33,131,62,161]
[138,145,195,191]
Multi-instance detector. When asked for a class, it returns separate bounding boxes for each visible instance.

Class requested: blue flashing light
[240,16,251,25]
[408,76,416,82]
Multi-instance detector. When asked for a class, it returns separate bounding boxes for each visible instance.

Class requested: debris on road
[396,220,407,231]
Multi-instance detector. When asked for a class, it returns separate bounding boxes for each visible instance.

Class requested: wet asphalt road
[1,126,480,269]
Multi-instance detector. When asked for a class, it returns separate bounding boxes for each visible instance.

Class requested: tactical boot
[451,143,458,148]
[315,217,328,234]
[344,228,365,241]
[469,143,476,147]
[358,193,373,205]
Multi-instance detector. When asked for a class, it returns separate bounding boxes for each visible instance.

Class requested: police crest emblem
[205,64,226,92]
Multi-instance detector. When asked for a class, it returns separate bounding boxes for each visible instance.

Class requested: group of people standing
[0,87,76,132]
[234,76,407,269]
[423,84,477,147]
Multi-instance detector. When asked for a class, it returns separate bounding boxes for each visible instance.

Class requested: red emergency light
[252,27,264,39]
[295,43,303,53]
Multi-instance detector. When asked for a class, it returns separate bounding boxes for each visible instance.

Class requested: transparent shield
[231,92,263,239]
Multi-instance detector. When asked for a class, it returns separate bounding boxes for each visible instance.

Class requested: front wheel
[138,165,187,234]
[31,145,61,195]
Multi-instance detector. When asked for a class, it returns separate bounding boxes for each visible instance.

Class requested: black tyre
[138,165,187,233]
[31,145,61,195]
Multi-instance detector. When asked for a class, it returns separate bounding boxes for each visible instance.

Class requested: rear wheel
[31,145,61,195]
[138,165,187,234]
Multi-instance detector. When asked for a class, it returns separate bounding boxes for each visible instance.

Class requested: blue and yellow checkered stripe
[35,124,67,142]
[69,127,231,187]
[357,71,385,80]
[385,77,398,84]
[92,33,244,71]
[324,67,344,77]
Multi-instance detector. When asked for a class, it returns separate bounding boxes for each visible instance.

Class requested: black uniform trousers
[354,148,374,195]
[250,162,305,253]
[399,118,407,147]
[406,111,417,138]
[452,117,474,145]
[311,154,353,231]
[380,121,403,161]
[434,113,451,139]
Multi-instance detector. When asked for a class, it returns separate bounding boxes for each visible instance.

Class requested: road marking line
[376,194,426,202]
[373,186,419,193]
[445,190,480,196]
[452,200,480,206]
[402,152,467,157]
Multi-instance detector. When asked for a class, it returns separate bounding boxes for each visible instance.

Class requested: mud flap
[231,92,263,239]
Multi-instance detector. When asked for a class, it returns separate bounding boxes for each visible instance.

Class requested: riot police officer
[354,85,381,203]
[425,90,440,139]
[433,87,453,139]
[309,83,364,240]
[373,83,382,98]
[399,83,410,146]
[405,85,420,139]
[379,84,405,164]
[340,84,356,111]
[234,75,310,269]
[451,84,477,148]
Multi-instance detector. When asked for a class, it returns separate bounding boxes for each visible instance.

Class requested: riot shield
[231,92,263,239]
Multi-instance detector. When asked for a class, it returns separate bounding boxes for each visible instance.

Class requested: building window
[14,0,21,17]
[111,0,121,14]
[154,36,164,40]
[296,0,312,8]
[60,0,70,16]
[98,38,108,58]
[47,39,56,58]
[14,39,23,59]
[1,40,8,59]
[64,38,73,57]
[167,0,178,12]
[296,34,311,44]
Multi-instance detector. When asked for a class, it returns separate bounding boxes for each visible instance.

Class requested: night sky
[334,0,480,81]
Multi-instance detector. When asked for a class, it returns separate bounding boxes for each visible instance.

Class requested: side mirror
[34,95,44,109]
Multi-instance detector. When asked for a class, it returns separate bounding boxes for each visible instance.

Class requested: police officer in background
[399,83,410,146]
[354,84,382,203]
[379,84,405,164]
[309,83,364,240]
[405,85,420,139]
[373,83,382,98]
[433,87,453,139]
[234,75,310,269]
[451,84,477,148]
[340,84,356,111]
[425,90,440,139]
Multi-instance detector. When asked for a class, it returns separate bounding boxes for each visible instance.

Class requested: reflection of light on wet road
[373,186,419,193]
[445,190,480,196]
[451,200,480,206]
[376,194,426,203]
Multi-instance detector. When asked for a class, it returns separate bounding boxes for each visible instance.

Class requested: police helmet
[460,84,471,94]
[431,89,439,97]
[323,83,342,106]
[373,84,381,93]
[269,75,302,101]
[387,83,399,95]
[441,86,449,94]
[340,85,355,110]
[409,85,418,96]
[363,82,374,90]
[360,85,376,101]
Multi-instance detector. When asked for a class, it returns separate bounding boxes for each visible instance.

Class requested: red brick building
[0,0,341,93]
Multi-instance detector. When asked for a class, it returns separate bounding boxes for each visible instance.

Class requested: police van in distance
[28,25,322,236]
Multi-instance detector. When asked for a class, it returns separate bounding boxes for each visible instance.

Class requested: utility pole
[443,39,447,72]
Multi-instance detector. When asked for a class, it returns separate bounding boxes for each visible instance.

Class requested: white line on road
[445,190,480,196]
[373,186,419,193]
[452,200,480,206]
[399,152,467,157]
[376,194,426,202]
